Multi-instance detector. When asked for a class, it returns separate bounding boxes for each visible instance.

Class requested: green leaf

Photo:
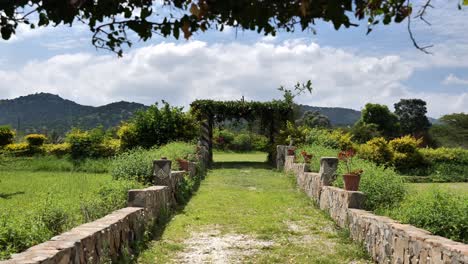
[38,13,49,27]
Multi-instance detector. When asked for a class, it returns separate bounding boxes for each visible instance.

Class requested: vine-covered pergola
[190,99,293,165]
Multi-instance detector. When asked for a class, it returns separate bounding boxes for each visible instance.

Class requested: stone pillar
[319,157,338,186]
[153,159,172,186]
[276,145,288,170]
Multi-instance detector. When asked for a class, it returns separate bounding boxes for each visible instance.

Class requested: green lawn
[213,151,268,163]
[137,152,369,263]
[407,182,468,197]
[0,169,142,259]
[0,171,112,219]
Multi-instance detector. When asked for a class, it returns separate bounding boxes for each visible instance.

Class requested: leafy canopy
[394,99,431,136]
[0,0,414,55]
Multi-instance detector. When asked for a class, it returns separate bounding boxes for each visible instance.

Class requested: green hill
[0,93,147,135]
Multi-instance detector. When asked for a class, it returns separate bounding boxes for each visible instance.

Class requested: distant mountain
[298,105,362,126]
[0,93,148,135]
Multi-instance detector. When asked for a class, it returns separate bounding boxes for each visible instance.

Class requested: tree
[351,121,382,144]
[394,99,431,137]
[430,113,468,148]
[0,1,417,56]
[122,101,197,149]
[359,103,399,138]
[0,126,15,147]
[296,110,331,128]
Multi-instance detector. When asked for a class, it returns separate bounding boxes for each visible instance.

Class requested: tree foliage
[431,113,468,149]
[0,126,15,147]
[120,101,197,149]
[359,103,399,138]
[394,99,431,137]
[296,110,331,129]
[0,1,414,55]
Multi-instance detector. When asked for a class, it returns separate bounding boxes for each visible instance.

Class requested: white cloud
[443,73,468,85]
[0,40,466,118]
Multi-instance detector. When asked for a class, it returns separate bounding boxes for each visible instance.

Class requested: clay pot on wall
[287,148,296,156]
[343,174,361,191]
[177,159,190,171]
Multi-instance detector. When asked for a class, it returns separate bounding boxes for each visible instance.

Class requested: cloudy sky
[0,0,467,118]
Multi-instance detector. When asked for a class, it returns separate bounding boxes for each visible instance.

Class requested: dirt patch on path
[175,229,274,263]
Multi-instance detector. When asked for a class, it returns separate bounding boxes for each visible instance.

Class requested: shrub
[0,126,15,147]
[3,143,32,156]
[65,128,117,159]
[389,136,427,173]
[251,133,269,151]
[213,129,235,150]
[44,143,71,157]
[80,179,144,222]
[358,137,394,166]
[117,123,138,151]
[124,102,198,149]
[231,133,251,151]
[298,144,406,211]
[305,128,355,151]
[25,134,47,146]
[351,121,382,144]
[385,189,468,243]
[111,142,196,184]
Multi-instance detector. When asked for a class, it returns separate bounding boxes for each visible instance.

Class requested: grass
[0,171,112,219]
[407,182,468,197]
[0,155,112,173]
[137,152,370,263]
[213,150,268,162]
[0,165,143,259]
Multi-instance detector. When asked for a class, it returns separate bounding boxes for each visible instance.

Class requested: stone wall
[1,158,203,264]
[281,147,468,264]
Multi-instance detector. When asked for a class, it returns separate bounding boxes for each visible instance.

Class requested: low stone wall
[280,147,468,264]
[2,157,204,264]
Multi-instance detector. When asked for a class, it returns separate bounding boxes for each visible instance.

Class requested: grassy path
[137,152,370,263]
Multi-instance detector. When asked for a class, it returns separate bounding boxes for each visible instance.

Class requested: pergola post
[200,116,213,166]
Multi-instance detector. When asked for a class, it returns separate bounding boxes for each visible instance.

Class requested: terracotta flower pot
[287,149,296,156]
[178,159,190,171]
[343,174,361,191]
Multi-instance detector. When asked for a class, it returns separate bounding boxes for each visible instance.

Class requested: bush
[389,136,427,173]
[385,189,468,243]
[358,137,394,166]
[231,133,251,151]
[44,143,71,157]
[305,128,355,150]
[117,123,138,151]
[351,121,382,144]
[25,134,47,146]
[111,142,196,184]
[298,144,406,211]
[123,102,198,149]
[0,126,15,147]
[3,143,29,154]
[80,179,144,222]
[213,129,235,150]
[419,147,468,182]
[66,128,117,159]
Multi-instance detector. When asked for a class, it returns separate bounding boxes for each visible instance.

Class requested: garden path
[137,152,370,263]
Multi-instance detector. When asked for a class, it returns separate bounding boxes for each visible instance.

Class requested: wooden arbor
[190,99,293,165]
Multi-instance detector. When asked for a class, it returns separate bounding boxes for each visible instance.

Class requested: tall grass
[0,155,111,173]
[111,141,196,184]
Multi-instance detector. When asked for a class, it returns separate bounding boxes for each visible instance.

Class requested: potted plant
[301,150,314,171]
[301,150,313,163]
[177,157,190,171]
[287,146,296,156]
[338,149,363,191]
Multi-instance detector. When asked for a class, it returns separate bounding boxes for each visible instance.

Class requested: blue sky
[0,0,467,118]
